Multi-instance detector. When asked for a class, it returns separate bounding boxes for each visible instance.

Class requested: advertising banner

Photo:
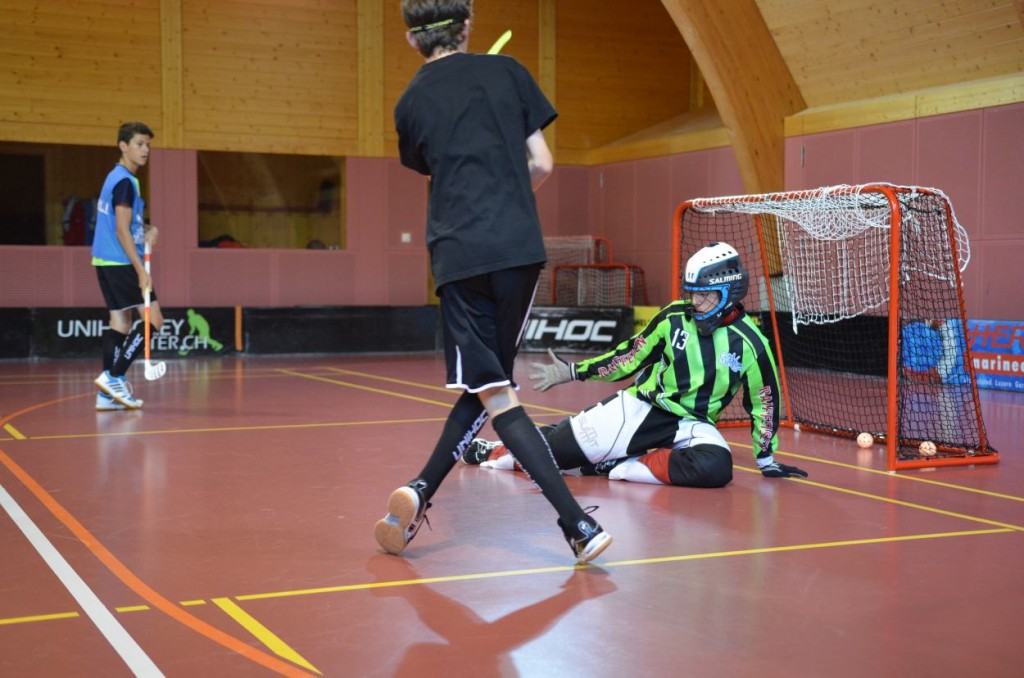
[967,319,1024,393]
[521,307,634,354]
[32,308,236,358]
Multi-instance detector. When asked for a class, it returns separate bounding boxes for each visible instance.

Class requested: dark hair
[118,122,154,145]
[401,0,472,58]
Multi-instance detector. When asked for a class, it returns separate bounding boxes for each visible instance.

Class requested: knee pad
[668,443,733,488]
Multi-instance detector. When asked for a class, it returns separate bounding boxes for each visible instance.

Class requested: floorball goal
[672,183,997,471]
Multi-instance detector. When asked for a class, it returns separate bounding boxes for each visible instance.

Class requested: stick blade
[144,360,167,381]
[487,29,512,55]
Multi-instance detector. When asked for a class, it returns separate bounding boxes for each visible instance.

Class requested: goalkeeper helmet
[683,242,749,335]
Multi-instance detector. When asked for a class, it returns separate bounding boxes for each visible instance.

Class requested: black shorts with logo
[95,265,157,312]
[439,265,542,393]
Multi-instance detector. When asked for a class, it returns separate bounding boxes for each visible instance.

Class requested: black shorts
[95,265,157,312]
[439,265,542,392]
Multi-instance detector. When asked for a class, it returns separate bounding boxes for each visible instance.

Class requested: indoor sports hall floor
[1,354,1021,677]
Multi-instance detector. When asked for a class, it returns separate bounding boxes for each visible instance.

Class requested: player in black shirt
[374,0,611,564]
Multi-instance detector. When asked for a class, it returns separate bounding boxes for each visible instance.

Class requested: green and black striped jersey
[573,299,781,461]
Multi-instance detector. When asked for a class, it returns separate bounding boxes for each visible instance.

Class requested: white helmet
[683,242,749,334]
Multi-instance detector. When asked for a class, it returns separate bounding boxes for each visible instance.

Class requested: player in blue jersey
[91,122,161,410]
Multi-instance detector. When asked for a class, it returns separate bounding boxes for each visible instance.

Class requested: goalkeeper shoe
[558,507,612,564]
[94,371,143,409]
[374,481,431,556]
[461,438,504,465]
[95,392,127,411]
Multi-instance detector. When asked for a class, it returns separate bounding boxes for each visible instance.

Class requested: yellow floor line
[0,611,79,625]
[212,597,321,675]
[324,367,574,416]
[29,417,449,441]
[731,440,1024,502]
[236,528,1014,602]
[3,528,1015,628]
[3,423,25,440]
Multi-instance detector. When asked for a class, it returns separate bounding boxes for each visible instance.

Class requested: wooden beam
[160,0,183,147]
[660,0,805,193]
[357,0,385,156]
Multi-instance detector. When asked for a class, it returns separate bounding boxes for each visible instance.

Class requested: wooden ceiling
[756,0,1024,108]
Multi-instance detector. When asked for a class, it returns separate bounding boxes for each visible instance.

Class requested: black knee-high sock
[103,329,127,373]
[492,406,587,527]
[112,327,145,378]
[416,391,488,500]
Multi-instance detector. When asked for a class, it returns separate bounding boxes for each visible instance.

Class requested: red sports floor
[1,355,1022,677]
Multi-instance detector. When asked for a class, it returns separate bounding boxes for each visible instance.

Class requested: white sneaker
[374,483,431,556]
[95,392,126,411]
[94,371,143,409]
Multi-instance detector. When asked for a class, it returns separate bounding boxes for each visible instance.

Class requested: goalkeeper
[462,242,808,486]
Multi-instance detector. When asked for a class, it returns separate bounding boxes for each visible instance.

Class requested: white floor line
[0,482,164,677]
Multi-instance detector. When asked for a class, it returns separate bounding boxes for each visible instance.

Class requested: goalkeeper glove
[760,461,809,478]
[529,349,575,392]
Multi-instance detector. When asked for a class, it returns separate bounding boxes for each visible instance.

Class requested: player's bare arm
[526,129,553,191]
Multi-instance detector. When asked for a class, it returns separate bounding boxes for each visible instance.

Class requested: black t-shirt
[394,53,557,289]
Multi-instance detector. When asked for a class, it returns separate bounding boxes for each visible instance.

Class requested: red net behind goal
[538,236,613,305]
[673,184,997,471]
[552,264,649,306]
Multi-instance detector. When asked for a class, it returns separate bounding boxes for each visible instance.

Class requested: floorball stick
[143,242,166,381]
[488,29,512,55]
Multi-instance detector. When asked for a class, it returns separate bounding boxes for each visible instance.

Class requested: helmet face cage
[683,242,749,333]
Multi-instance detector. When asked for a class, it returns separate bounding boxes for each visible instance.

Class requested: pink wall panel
[0,247,65,306]
[385,160,427,249]
[857,121,916,186]
[149,149,198,307]
[981,104,1024,239]
[796,130,857,189]
[534,168,559,233]
[385,251,430,304]
[187,250,276,307]
[916,111,983,239]
[66,251,105,307]
[275,251,359,306]
[705,147,744,198]
[975,240,1024,321]
[599,163,638,249]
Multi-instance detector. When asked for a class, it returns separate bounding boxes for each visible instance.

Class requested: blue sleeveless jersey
[91,164,145,265]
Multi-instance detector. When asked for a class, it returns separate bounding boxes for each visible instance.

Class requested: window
[0,141,119,246]
[197,151,345,250]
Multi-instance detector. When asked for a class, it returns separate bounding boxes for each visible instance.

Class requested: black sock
[416,391,488,500]
[492,406,587,527]
[112,327,145,378]
[103,329,127,373]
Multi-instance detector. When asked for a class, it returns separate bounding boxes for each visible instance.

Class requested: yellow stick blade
[487,29,512,55]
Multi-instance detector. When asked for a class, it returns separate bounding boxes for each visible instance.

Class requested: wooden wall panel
[181,0,359,154]
[556,0,693,154]
[757,0,1024,108]
[0,0,163,146]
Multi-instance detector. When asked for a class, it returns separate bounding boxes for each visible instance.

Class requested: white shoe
[94,371,143,409]
[374,484,431,556]
[95,392,126,411]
